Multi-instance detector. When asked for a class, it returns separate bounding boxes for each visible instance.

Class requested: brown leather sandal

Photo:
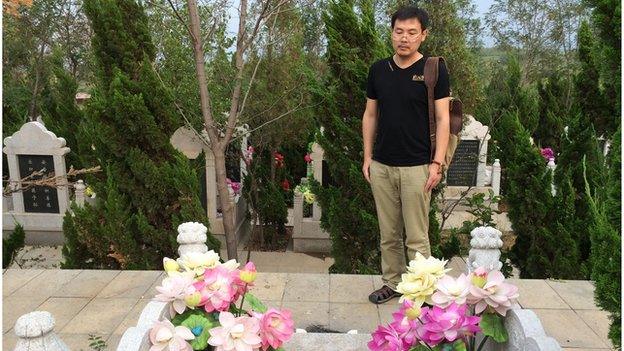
[368,285,401,304]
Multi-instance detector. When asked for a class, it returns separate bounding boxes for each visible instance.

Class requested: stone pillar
[492,159,501,197]
[547,158,556,196]
[74,180,86,208]
[467,226,503,273]
[310,143,324,221]
[176,222,209,256]
[293,187,304,239]
[13,311,69,351]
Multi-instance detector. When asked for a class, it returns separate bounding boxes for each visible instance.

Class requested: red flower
[304,154,312,163]
[281,179,290,191]
[274,152,285,168]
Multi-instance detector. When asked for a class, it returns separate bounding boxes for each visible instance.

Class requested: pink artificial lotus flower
[367,323,404,351]
[467,269,519,316]
[208,312,262,351]
[390,299,428,349]
[253,308,295,350]
[154,274,196,316]
[431,274,471,308]
[240,261,257,284]
[193,265,237,312]
[415,303,481,346]
[304,154,312,163]
[149,320,194,351]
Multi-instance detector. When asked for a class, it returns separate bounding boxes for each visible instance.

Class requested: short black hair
[391,6,429,30]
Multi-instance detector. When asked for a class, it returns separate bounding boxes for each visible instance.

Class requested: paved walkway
[2,254,614,350]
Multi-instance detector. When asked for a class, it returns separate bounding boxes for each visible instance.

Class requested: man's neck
[393,52,423,69]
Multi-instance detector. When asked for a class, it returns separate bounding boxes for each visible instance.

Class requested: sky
[474,0,496,47]
[226,0,498,47]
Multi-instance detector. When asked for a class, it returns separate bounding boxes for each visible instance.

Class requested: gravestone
[170,125,249,243]
[3,122,70,244]
[447,115,491,187]
[447,139,479,186]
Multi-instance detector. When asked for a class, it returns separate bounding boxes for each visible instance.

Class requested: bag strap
[424,56,442,161]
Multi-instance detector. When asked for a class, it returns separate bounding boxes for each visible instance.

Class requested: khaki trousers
[370,160,431,290]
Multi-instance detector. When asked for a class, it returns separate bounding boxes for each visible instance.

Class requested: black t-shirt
[366,56,450,166]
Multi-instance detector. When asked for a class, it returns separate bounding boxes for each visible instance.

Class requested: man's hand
[424,163,442,192]
[363,158,372,183]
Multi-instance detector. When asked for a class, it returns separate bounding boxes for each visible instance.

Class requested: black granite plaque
[447,140,480,186]
[17,154,60,213]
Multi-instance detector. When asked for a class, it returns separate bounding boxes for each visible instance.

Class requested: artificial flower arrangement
[148,250,294,351]
[368,253,519,351]
[540,147,555,162]
[294,183,315,205]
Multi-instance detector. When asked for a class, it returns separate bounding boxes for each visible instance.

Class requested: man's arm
[433,97,451,164]
[424,97,450,191]
[362,98,379,183]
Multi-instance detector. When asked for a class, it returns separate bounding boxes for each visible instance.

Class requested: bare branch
[238,4,281,118]
[187,0,219,143]
[3,166,102,196]
[164,0,196,41]
[232,100,323,142]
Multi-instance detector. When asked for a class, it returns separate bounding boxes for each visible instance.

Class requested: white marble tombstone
[170,126,248,241]
[459,115,491,186]
[2,122,70,241]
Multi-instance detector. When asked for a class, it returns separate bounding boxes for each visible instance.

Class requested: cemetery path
[2,255,614,350]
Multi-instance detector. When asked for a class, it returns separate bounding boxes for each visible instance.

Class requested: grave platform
[2,255,615,350]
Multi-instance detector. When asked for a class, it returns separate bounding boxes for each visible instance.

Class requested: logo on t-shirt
[412,74,424,81]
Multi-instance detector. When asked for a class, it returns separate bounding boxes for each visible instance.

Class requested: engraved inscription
[17,155,60,213]
[447,140,480,186]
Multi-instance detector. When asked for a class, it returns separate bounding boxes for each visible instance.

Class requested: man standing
[363,6,451,304]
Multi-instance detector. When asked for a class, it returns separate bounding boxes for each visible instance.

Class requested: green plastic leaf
[179,313,218,350]
[244,292,267,313]
[479,313,508,342]
[409,345,433,351]
[171,308,204,325]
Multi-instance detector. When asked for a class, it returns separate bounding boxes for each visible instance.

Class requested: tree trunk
[214,147,238,261]
[29,42,47,121]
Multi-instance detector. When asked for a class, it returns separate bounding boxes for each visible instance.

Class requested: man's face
[391,18,427,57]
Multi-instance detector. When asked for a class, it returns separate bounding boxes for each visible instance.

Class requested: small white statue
[176,222,209,256]
[468,226,503,272]
[14,311,69,351]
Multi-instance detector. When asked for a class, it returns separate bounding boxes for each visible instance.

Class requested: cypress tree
[586,126,620,348]
[62,0,219,269]
[584,0,620,136]
[41,54,87,170]
[553,111,604,276]
[533,74,568,152]
[309,0,386,273]
[500,110,578,278]
[575,21,610,136]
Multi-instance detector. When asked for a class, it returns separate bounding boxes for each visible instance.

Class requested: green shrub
[242,149,289,248]
[61,0,219,269]
[3,223,25,268]
[308,0,385,274]
[586,126,621,348]
[501,111,582,278]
